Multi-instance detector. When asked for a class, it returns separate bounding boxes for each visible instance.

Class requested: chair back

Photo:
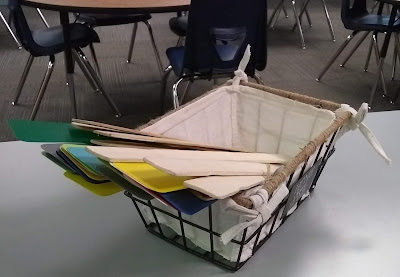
[341,0,369,29]
[182,0,267,76]
[8,0,42,55]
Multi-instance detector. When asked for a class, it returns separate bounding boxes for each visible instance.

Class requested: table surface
[1,111,400,277]
[22,0,190,13]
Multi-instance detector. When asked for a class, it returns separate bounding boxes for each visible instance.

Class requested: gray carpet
[1,0,399,142]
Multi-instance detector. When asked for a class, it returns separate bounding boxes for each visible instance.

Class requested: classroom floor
[1,0,399,141]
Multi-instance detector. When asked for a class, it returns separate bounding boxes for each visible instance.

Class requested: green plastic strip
[8,119,104,144]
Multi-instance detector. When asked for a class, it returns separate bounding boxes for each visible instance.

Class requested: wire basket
[124,142,335,271]
[114,79,355,271]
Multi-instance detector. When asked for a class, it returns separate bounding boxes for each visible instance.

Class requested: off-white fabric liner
[142,85,335,157]
[137,81,337,262]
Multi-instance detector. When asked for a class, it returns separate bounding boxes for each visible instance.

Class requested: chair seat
[31,23,100,56]
[346,14,400,32]
[77,13,151,27]
[166,45,242,76]
[169,16,188,37]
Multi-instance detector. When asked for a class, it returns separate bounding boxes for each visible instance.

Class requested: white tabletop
[1,111,400,277]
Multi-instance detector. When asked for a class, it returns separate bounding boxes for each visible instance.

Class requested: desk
[1,111,399,276]
[21,0,190,118]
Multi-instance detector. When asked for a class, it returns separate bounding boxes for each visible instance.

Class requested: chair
[1,0,50,48]
[316,0,400,107]
[160,0,267,113]
[9,0,120,120]
[75,13,163,77]
[0,0,21,48]
[268,0,335,49]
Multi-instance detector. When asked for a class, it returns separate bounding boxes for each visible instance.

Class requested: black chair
[10,0,120,120]
[160,0,267,113]
[76,13,163,77]
[316,0,400,107]
[1,0,49,48]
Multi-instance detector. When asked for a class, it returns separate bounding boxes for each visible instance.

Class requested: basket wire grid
[124,131,338,271]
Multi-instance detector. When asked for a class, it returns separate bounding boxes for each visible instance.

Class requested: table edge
[22,0,189,14]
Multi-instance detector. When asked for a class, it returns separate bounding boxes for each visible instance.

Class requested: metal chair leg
[36,8,49,28]
[253,72,264,85]
[292,0,312,31]
[30,55,55,120]
[144,20,164,77]
[321,0,335,42]
[12,54,34,105]
[371,1,379,13]
[0,11,22,49]
[270,6,283,29]
[126,22,138,63]
[72,51,99,92]
[172,77,185,109]
[369,57,386,107]
[371,34,388,97]
[268,0,285,28]
[160,65,173,114]
[291,0,306,49]
[66,73,77,118]
[364,35,375,72]
[392,44,397,80]
[282,5,289,18]
[179,79,192,105]
[391,34,400,103]
[73,48,121,117]
[89,43,102,80]
[176,36,184,47]
[316,31,358,81]
[340,31,370,67]
[301,0,312,27]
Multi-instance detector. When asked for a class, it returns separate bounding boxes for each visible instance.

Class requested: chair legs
[127,22,138,63]
[291,0,306,49]
[127,21,164,77]
[144,20,164,76]
[172,77,185,109]
[316,31,358,81]
[160,65,173,114]
[371,34,388,98]
[391,33,400,103]
[30,55,55,120]
[179,79,192,105]
[340,31,370,67]
[89,43,103,80]
[73,48,121,117]
[391,45,397,80]
[253,72,264,85]
[320,0,335,42]
[36,8,49,28]
[12,54,34,106]
[0,11,22,49]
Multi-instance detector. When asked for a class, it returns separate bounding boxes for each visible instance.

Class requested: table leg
[60,11,77,118]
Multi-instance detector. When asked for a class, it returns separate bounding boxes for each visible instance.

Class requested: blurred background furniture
[160,0,267,112]
[316,0,400,107]
[10,0,120,120]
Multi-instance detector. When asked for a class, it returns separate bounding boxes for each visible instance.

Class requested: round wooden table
[23,0,190,14]
[21,0,190,118]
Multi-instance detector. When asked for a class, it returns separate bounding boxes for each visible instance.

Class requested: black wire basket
[123,133,337,272]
